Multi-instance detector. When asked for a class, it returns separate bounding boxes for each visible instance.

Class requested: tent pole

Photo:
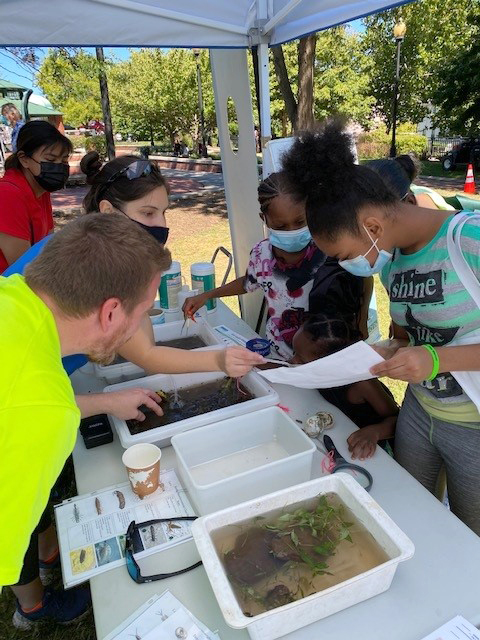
[262,0,303,35]
[210,48,264,329]
[257,42,271,161]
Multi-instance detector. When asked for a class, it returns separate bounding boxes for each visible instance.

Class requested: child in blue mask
[184,172,368,359]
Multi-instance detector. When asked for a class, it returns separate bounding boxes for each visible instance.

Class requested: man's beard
[87,322,131,366]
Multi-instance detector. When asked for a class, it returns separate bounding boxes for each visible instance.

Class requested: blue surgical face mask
[339,225,392,277]
[268,226,312,253]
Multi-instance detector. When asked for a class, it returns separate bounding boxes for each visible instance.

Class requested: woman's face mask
[133,220,169,245]
[268,226,312,253]
[339,225,392,277]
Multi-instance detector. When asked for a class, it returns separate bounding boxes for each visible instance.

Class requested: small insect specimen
[150,525,155,542]
[95,497,102,515]
[114,490,126,509]
[128,628,142,640]
[79,549,86,564]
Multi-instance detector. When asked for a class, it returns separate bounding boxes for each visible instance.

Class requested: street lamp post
[193,48,208,158]
[389,18,407,158]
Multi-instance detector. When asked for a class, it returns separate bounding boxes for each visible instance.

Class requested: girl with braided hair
[183,171,367,359]
[292,313,397,460]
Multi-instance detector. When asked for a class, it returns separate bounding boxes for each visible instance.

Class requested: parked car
[442,138,480,171]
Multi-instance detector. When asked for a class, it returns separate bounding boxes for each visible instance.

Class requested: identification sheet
[257,341,384,388]
[55,468,195,588]
[420,615,480,640]
[105,590,220,640]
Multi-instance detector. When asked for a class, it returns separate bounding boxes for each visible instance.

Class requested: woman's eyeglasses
[125,518,201,584]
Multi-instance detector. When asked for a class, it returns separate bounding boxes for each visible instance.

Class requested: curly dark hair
[281,119,398,240]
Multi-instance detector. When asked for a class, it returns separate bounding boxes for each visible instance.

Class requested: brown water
[127,378,254,434]
[111,336,208,365]
[212,493,390,617]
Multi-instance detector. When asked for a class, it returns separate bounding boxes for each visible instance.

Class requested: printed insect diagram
[55,469,195,587]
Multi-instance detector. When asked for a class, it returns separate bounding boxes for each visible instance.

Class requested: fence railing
[429,137,466,158]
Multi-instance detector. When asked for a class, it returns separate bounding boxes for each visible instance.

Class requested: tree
[432,15,480,135]
[109,48,205,145]
[270,27,374,133]
[363,0,477,131]
[36,50,103,127]
[95,47,115,159]
[271,35,316,131]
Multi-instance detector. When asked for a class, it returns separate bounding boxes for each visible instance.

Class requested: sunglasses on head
[125,518,201,584]
[105,159,154,186]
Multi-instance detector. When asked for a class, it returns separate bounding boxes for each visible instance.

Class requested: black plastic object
[323,434,373,492]
[79,414,113,449]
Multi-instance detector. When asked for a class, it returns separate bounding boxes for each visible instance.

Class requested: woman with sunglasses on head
[281,119,480,536]
[0,120,72,273]
[5,151,264,424]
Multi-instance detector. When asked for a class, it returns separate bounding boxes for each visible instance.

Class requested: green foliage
[36,49,103,127]
[84,135,107,158]
[313,28,374,127]
[363,0,477,130]
[268,28,374,134]
[358,127,427,158]
[65,134,88,150]
[109,48,214,145]
[432,15,480,135]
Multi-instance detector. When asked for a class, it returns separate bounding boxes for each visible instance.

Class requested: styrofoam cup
[122,443,162,498]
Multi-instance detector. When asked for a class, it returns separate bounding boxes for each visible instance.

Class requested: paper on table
[420,615,480,640]
[105,590,219,640]
[257,341,384,389]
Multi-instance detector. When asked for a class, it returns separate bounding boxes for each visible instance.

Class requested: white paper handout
[257,341,384,389]
[105,591,220,640]
[55,468,195,588]
[420,615,480,640]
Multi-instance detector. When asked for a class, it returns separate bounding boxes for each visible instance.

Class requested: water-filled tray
[104,370,279,448]
[94,319,224,384]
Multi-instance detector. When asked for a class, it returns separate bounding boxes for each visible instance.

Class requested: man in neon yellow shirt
[0,212,171,629]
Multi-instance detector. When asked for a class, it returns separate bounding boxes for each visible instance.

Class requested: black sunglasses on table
[125,518,201,584]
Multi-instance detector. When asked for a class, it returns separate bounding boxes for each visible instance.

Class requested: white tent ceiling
[1,0,412,47]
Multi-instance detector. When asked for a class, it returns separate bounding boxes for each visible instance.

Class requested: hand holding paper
[257,341,384,389]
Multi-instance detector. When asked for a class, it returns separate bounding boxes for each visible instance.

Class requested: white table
[71,303,480,640]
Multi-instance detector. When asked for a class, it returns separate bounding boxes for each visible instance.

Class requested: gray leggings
[395,388,480,536]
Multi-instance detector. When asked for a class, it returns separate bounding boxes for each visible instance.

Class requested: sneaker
[12,586,91,631]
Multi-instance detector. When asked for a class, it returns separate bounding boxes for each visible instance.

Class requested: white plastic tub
[105,370,279,449]
[192,474,415,640]
[172,407,316,515]
[94,319,224,384]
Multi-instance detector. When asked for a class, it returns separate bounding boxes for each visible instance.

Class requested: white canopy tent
[1,0,412,326]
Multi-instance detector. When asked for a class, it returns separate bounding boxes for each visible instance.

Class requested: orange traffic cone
[464,163,476,194]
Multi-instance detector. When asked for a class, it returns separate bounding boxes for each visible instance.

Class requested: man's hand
[103,389,164,421]
[215,346,266,377]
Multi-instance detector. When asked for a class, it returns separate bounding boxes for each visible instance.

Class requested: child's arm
[357,276,373,340]
[117,311,264,377]
[346,380,398,460]
[182,276,247,318]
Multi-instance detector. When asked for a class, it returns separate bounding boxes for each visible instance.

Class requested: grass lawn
[420,160,466,180]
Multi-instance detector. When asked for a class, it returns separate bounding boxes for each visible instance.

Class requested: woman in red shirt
[0,120,72,273]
